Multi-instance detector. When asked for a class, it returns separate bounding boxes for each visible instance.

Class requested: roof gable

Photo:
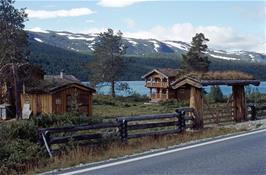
[171,76,202,89]
[25,75,95,94]
[50,83,96,94]
[142,68,180,79]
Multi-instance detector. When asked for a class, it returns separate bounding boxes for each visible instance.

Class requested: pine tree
[0,0,29,119]
[182,33,210,72]
[89,28,127,97]
[208,85,224,103]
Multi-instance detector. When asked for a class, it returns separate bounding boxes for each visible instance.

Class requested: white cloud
[81,27,108,35]
[26,8,95,19]
[123,23,265,53]
[124,18,136,28]
[98,0,149,7]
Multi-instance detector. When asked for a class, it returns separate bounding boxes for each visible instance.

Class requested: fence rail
[39,107,195,157]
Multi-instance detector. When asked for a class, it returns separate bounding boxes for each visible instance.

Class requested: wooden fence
[39,107,195,157]
[203,103,234,125]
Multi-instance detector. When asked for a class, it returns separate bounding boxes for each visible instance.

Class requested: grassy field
[93,94,188,119]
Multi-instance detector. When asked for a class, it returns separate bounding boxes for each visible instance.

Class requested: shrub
[33,113,102,128]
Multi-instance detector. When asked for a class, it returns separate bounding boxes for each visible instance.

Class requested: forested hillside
[28,41,266,81]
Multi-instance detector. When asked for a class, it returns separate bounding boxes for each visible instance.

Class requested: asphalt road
[54,129,266,175]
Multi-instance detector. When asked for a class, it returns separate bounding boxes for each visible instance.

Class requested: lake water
[94,81,266,97]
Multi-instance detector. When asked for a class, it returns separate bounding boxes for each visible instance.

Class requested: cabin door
[36,95,42,115]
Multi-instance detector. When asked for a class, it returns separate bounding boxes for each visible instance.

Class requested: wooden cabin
[142,68,189,102]
[21,73,96,118]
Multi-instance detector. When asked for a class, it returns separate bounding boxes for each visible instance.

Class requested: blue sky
[15,0,265,53]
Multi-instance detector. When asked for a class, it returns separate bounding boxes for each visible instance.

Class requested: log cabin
[20,72,96,117]
[142,68,189,102]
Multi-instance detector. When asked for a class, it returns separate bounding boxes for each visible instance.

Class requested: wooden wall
[52,87,93,116]
[21,94,52,116]
[21,87,93,117]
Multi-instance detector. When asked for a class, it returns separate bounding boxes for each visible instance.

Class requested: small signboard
[22,103,32,119]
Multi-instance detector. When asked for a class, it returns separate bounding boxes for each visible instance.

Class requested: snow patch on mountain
[127,39,138,46]
[150,40,160,52]
[28,28,49,34]
[88,41,95,51]
[57,32,69,36]
[68,36,95,41]
[34,38,43,43]
[164,41,189,51]
[212,50,226,54]
[209,54,240,61]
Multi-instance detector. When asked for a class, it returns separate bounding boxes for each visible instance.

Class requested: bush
[33,113,102,128]
[247,92,266,104]
[0,113,103,174]
[93,93,149,106]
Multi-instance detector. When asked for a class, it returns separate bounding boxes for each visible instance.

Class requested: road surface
[50,129,266,175]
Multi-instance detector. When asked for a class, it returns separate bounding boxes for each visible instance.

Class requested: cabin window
[66,95,72,112]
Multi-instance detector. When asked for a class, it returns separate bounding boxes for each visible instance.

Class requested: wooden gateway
[21,73,96,117]
[143,70,260,128]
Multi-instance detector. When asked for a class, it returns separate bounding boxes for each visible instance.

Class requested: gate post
[232,85,247,122]
[189,87,203,129]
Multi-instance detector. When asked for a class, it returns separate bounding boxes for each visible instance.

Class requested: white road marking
[59,129,266,175]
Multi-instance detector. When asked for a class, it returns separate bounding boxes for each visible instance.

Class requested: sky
[15,0,266,53]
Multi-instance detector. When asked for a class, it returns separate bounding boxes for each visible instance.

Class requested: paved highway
[52,129,266,175]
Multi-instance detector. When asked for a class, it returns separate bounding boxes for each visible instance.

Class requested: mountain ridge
[27,29,266,63]
[26,29,266,81]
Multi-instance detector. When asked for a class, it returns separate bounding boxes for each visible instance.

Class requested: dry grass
[28,127,241,174]
[186,71,255,80]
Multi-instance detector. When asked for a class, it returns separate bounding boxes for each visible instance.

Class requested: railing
[146,82,168,88]
[151,93,167,99]
[203,104,234,125]
[39,107,195,157]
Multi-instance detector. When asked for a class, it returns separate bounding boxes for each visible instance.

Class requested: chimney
[60,70,64,79]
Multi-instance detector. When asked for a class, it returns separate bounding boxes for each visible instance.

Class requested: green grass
[93,95,188,119]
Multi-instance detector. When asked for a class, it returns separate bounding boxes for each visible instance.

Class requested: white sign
[22,103,32,119]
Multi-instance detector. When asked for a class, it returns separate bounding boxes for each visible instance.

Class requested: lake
[93,81,266,97]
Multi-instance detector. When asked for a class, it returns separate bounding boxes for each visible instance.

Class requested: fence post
[176,109,186,132]
[42,131,53,158]
[119,119,128,143]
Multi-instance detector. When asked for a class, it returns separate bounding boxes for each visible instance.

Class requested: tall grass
[29,127,238,174]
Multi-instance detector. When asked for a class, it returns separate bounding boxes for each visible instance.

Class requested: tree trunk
[12,64,22,120]
[111,80,115,97]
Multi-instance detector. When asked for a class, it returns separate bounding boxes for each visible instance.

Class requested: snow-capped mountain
[27,30,266,63]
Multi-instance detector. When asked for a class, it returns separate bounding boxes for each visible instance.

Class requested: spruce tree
[90,28,127,97]
[208,85,224,103]
[182,33,210,72]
